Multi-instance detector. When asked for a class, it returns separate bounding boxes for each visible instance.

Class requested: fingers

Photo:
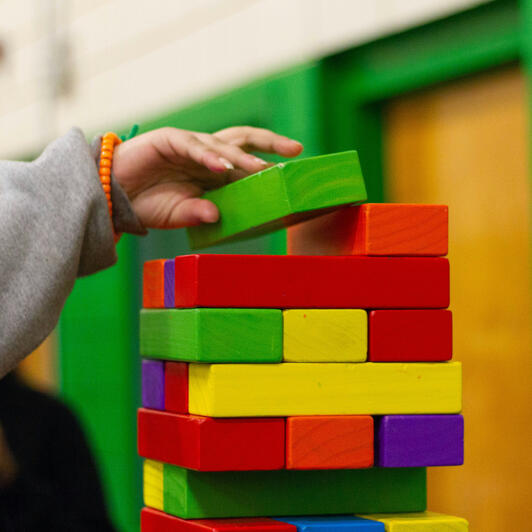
[196,132,271,174]
[160,128,234,174]
[168,197,219,227]
[130,180,220,229]
[214,126,303,157]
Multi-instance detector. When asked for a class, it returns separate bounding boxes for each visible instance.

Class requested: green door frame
[322,0,524,199]
[59,1,531,530]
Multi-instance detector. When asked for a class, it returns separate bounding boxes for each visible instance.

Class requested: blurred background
[1,0,531,530]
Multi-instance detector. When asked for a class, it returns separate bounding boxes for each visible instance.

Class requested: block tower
[139,152,468,531]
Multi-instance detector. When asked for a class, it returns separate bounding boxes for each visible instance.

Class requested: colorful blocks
[142,359,165,410]
[141,509,298,532]
[171,255,449,309]
[276,516,384,531]
[283,310,367,362]
[358,512,468,531]
[368,310,452,362]
[287,204,448,257]
[188,362,462,417]
[376,415,464,467]
[138,409,285,471]
[146,461,426,518]
[165,362,188,414]
[186,152,367,250]
[143,259,167,308]
[286,416,373,469]
[140,309,282,363]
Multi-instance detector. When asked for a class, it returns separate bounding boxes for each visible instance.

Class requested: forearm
[0,128,143,375]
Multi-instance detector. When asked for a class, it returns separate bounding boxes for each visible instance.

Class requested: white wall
[0,0,489,158]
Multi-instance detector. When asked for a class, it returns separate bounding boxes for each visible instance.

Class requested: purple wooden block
[164,259,175,308]
[141,359,165,410]
[376,414,464,467]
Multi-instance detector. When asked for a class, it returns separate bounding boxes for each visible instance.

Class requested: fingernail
[285,138,302,147]
[219,157,234,170]
[254,157,268,166]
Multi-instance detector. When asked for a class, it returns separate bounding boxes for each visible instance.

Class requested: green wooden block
[140,309,282,362]
[186,151,367,249]
[156,463,426,518]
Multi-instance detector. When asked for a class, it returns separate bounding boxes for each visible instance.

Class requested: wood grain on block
[186,151,367,249]
[188,362,462,417]
[173,255,449,309]
[368,310,452,362]
[357,512,468,531]
[287,204,448,256]
[143,260,166,308]
[164,259,175,308]
[165,362,189,414]
[141,359,165,410]
[137,408,285,471]
[286,415,373,469]
[147,461,426,518]
[275,516,384,531]
[283,310,367,362]
[141,508,298,532]
[140,308,282,363]
[376,414,464,467]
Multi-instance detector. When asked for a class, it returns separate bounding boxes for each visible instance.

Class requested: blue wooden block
[274,516,384,532]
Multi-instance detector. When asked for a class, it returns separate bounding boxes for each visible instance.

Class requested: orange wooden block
[287,204,448,256]
[286,415,374,470]
[143,260,166,308]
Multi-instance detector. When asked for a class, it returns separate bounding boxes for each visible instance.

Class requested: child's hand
[112,126,303,229]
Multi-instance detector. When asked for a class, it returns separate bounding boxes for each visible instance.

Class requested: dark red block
[141,508,297,532]
[137,408,285,471]
[368,310,452,362]
[165,362,188,414]
[172,255,449,309]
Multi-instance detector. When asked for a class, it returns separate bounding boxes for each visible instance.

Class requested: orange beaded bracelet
[99,132,122,239]
[99,132,121,217]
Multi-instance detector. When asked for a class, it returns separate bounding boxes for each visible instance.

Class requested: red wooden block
[172,255,449,309]
[143,259,166,308]
[286,416,373,470]
[141,508,297,532]
[368,310,452,362]
[287,204,448,257]
[165,362,188,414]
[137,408,285,471]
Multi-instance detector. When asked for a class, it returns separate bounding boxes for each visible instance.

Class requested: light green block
[152,463,426,518]
[140,308,282,362]
[187,151,367,249]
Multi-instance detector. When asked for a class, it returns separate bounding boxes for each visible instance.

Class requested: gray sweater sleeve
[0,127,146,376]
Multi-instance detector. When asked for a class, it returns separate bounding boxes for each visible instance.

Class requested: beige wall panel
[0,0,487,158]
[386,66,532,530]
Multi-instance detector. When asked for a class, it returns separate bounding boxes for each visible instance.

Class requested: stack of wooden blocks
[138,152,468,531]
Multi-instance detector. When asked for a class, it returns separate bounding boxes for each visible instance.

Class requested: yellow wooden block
[359,512,468,531]
[143,459,164,511]
[188,362,462,417]
[283,309,367,362]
